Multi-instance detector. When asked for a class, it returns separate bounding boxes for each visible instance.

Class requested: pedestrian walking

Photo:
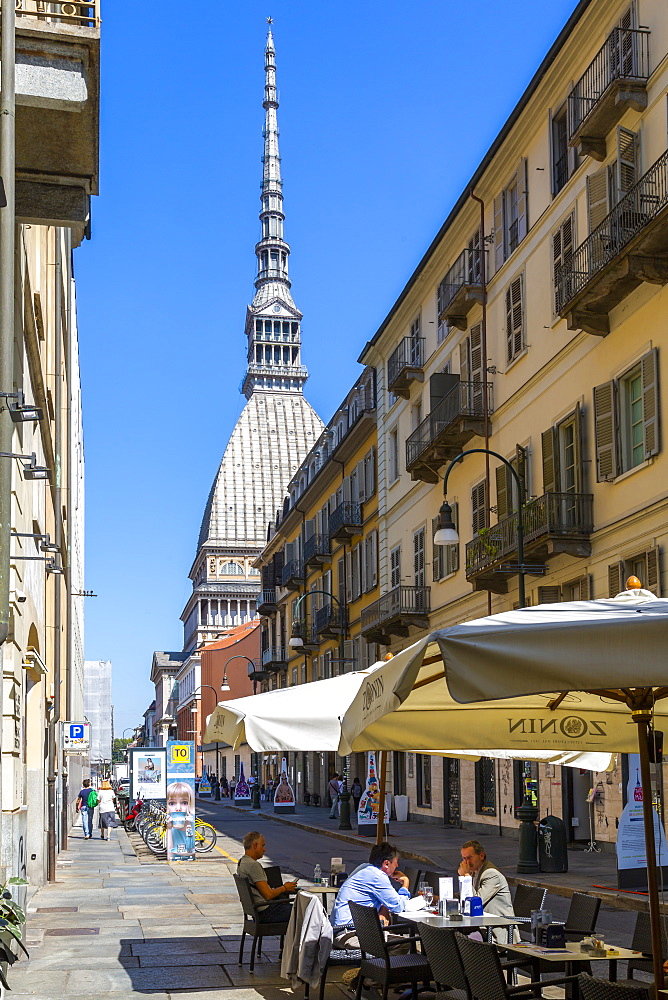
[76,778,96,840]
[221,776,229,798]
[230,776,236,801]
[328,772,340,819]
[97,780,118,841]
[351,776,363,816]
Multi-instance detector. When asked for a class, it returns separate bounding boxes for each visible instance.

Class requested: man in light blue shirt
[331,841,410,931]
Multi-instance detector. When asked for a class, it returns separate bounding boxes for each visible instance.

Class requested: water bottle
[313,864,321,885]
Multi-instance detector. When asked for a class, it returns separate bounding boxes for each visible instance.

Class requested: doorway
[564,768,592,843]
[443,758,462,827]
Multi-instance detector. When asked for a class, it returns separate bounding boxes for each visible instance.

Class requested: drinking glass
[418,881,428,897]
[424,886,433,908]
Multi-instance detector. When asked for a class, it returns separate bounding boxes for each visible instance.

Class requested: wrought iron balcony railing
[360,585,430,636]
[465,492,594,579]
[437,249,483,331]
[328,501,362,540]
[248,658,269,680]
[555,149,668,316]
[303,533,331,567]
[315,604,347,635]
[406,381,493,471]
[257,589,277,614]
[14,0,99,27]
[387,337,425,395]
[261,647,288,671]
[281,559,304,589]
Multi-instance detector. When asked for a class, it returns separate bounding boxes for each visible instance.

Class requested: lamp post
[434,447,539,871]
[221,656,262,807]
[290,590,352,830]
[192,684,222,793]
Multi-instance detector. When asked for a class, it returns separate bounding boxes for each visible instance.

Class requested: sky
[77,0,583,735]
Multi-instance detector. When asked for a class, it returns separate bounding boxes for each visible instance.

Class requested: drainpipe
[469,191,492,616]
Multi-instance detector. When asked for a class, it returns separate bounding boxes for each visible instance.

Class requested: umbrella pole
[634,709,665,990]
[376,751,387,846]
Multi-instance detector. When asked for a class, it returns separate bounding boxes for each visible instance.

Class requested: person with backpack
[76,778,97,839]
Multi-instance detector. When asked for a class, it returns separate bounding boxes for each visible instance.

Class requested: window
[495,445,528,520]
[416,754,432,807]
[593,349,659,480]
[411,400,423,431]
[551,105,578,196]
[608,548,660,597]
[363,531,378,592]
[390,546,401,589]
[537,576,590,604]
[393,752,406,796]
[475,758,496,814]
[389,427,399,482]
[552,213,574,314]
[493,159,528,271]
[505,274,525,364]
[291,667,298,686]
[433,502,459,580]
[409,315,422,364]
[471,480,487,535]
[413,528,426,588]
[542,408,583,495]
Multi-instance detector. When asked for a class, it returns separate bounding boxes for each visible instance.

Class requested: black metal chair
[578,973,650,1000]
[233,873,290,972]
[619,910,668,986]
[262,864,283,889]
[349,900,432,1000]
[455,931,576,1000]
[512,883,548,921]
[561,892,602,940]
[418,922,471,1000]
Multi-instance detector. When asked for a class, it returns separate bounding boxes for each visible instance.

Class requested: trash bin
[394,795,409,822]
[538,814,568,872]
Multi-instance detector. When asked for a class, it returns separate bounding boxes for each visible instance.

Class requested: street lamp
[433,447,528,609]
[221,654,257,692]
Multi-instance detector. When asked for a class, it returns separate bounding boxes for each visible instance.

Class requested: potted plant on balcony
[0,876,29,989]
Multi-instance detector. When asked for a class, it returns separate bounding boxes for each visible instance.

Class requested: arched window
[220,562,244,575]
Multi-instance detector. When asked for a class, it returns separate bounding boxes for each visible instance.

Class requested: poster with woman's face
[130,748,167,800]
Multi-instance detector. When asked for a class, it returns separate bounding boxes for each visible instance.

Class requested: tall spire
[242,26,308,399]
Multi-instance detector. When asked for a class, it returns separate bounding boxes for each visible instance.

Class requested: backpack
[87,788,98,808]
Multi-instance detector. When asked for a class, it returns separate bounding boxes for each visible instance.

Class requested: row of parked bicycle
[123,799,217,856]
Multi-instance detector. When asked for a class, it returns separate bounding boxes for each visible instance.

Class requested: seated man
[330,841,411,946]
[458,838,519,942]
[237,830,297,922]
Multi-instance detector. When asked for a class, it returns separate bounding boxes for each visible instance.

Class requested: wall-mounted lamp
[0,390,43,423]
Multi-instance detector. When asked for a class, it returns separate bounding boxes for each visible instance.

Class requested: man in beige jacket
[459,839,519,942]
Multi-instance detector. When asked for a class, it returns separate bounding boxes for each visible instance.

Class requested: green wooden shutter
[470,324,483,380]
[496,464,509,521]
[542,427,560,494]
[587,167,609,233]
[447,502,460,575]
[493,192,505,272]
[641,348,660,458]
[515,444,528,506]
[471,481,487,534]
[608,561,624,597]
[573,405,584,493]
[517,158,528,243]
[646,547,660,595]
[617,127,638,197]
[553,214,574,313]
[432,515,443,581]
[537,585,562,604]
[505,275,524,363]
[593,380,619,481]
[578,574,591,601]
[459,338,469,383]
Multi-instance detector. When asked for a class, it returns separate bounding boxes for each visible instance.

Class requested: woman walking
[98,780,118,840]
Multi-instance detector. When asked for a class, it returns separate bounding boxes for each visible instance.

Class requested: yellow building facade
[355,0,668,844]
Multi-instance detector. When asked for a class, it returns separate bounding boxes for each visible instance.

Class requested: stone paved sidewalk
[11,821,352,999]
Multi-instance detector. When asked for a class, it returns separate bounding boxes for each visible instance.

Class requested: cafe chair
[455,931,577,1000]
[233,874,290,972]
[512,884,548,922]
[578,974,650,1000]
[304,947,363,1000]
[418,922,471,1000]
[349,900,432,1000]
[558,892,602,940]
[262,864,283,889]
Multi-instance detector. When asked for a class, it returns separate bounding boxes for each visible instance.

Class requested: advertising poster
[166,741,196,862]
[234,760,251,803]
[129,747,167,801]
[273,756,295,814]
[617,753,668,889]
[198,775,212,797]
[357,751,389,837]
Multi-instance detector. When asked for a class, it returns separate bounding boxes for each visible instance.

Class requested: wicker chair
[512,884,548,921]
[400,865,424,896]
[418,922,471,1000]
[233,873,290,972]
[304,947,363,1000]
[622,909,668,984]
[578,973,650,1000]
[560,892,602,940]
[349,900,432,1000]
[455,930,576,1000]
[262,864,283,889]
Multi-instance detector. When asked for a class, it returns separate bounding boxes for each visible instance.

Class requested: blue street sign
[70,724,84,740]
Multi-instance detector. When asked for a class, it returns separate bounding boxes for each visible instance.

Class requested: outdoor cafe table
[501,941,644,981]
[295,882,340,912]
[399,910,520,944]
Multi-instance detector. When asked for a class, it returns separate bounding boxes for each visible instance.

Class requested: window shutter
[459,339,469,383]
[356,459,366,503]
[574,404,584,493]
[641,348,660,459]
[608,561,624,598]
[447,502,460,575]
[370,530,378,589]
[493,192,505,272]
[517,158,528,243]
[646,547,660,596]
[432,515,443,581]
[365,448,376,499]
[578,574,591,601]
[552,214,574,313]
[346,552,353,604]
[338,557,346,605]
[542,427,560,494]
[537,585,562,604]
[495,464,509,521]
[471,481,487,535]
[587,167,609,233]
[470,324,483,380]
[593,380,619,481]
[617,126,638,197]
[516,444,528,505]
[505,275,524,363]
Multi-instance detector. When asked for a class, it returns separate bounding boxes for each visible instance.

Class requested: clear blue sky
[77,0,581,735]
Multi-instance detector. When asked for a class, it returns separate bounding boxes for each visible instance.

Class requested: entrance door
[443,758,462,827]
[564,768,592,843]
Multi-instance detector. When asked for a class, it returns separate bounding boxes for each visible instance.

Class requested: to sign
[62,721,91,752]
[168,743,192,765]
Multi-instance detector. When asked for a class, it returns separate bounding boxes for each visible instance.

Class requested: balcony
[281,559,304,591]
[387,337,425,398]
[406,381,492,483]
[261,647,288,673]
[360,586,431,644]
[248,658,270,682]
[329,501,362,541]
[257,589,278,615]
[304,534,331,570]
[315,604,347,638]
[555,150,668,335]
[465,492,594,595]
[437,249,483,331]
[301,622,320,653]
[568,27,649,160]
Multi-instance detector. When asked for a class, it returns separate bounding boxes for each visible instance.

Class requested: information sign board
[129,747,167,801]
[62,721,91,753]
[166,741,196,861]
